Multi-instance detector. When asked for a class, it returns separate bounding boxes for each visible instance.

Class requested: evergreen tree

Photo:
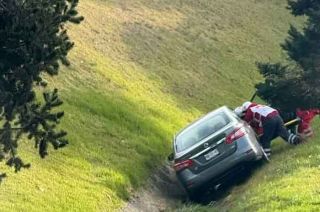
[0,0,83,178]
[256,0,320,112]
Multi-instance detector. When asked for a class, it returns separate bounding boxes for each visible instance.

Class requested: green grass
[0,0,311,211]
[179,122,320,212]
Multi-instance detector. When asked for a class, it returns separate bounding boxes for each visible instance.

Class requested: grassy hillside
[0,0,307,211]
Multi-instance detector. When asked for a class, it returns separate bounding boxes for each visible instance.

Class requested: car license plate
[204,149,219,160]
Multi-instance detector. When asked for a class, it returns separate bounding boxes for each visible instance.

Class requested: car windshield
[175,112,231,152]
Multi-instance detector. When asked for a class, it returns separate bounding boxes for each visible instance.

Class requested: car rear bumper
[176,136,263,192]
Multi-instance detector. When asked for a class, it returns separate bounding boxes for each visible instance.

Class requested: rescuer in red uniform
[235,102,302,157]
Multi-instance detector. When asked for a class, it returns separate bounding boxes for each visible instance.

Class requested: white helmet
[242,101,252,111]
[234,106,245,118]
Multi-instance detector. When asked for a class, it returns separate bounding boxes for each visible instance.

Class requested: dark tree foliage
[0,0,83,178]
[256,0,320,111]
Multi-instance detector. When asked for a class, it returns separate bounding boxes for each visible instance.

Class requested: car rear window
[175,112,231,152]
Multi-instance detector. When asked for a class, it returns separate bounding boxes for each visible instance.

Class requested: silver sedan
[169,106,265,199]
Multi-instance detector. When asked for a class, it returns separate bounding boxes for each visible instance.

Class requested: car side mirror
[167,153,174,161]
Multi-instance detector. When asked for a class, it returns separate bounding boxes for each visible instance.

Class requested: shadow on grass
[118,0,270,111]
[113,0,295,110]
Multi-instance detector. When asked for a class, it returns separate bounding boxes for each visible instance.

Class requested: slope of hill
[0,0,307,211]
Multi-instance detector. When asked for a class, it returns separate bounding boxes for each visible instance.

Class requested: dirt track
[122,162,186,212]
[122,160,263,212]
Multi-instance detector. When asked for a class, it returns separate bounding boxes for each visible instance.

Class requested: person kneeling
[235,102,302,157]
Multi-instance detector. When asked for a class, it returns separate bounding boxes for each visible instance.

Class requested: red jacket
[244,103,278,136]
[296,108,320,134]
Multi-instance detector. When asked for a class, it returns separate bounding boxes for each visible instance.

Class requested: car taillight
[225,127,246,144]
[173,159,193,172]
